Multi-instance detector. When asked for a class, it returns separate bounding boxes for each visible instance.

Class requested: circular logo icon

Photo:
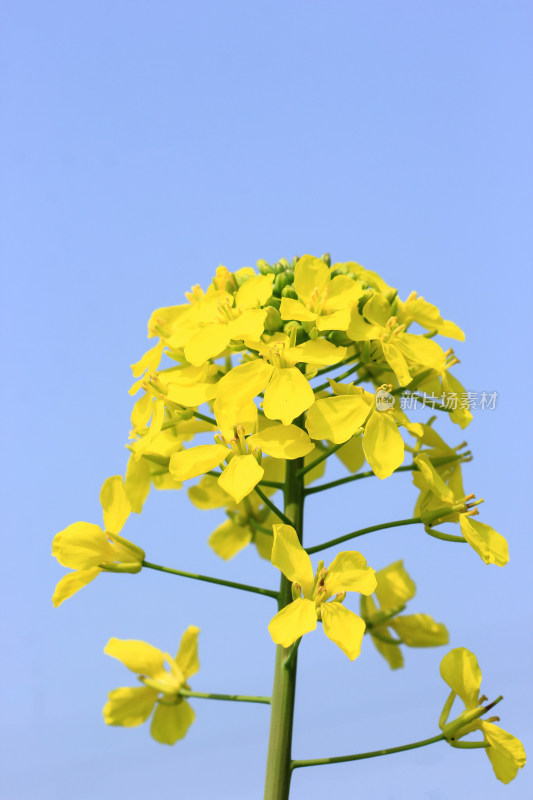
[375,388,395,411]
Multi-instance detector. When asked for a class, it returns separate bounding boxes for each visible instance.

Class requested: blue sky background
[1,1,532,798]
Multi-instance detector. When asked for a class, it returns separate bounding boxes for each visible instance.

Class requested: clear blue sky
[1,1,532,798]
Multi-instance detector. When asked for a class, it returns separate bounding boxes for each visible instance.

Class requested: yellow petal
[248,424,315,460]
[100,476,131,534]
[375,560,416,609]
[150,699,195,745]
[346,307,381,341]
[286,338,347,366]
[216,358,274,408]
[131,391,153,426]
[279,297,318,322]
[124,455,151,514]
[335,436,365,473]
[442,372,473,429]
[188,475,230,509]
[397,334,447,374]
[184,324,231,366]
[168,444,228,482]
[481,722,526,784]
[324,275,364,311]
[315,308,352,331]
[235,274,274,308]
[459,517,509,566]
[213,397,258,440]
[130,341,164,378]
[413,453,455,504]
[217,454,264,504]
[104,638,166,679]
[325,551,377,596]
[440,647,482,709]
[305,395,370,444]
[208,519,252,559]
[175,626,200,680]
[363,294,391,327]
[52,522,117,570]
[103,686,158,727]
[321,603,366,661]
[391,614,448,647]
[52,567,101,607]
[268,598,317,647]
[271,524,314,596]
[293,254,331,305]
[363,411,404,479]
[263,367,314,425]
[228,308,268,341]
[382,342,412,386]
[166,381,217,407]
[370,633,404,670]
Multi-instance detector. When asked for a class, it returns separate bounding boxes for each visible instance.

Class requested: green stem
[306,517,422,555]
[424,527,467,543]
[305,454,463,496]
[263,447,305,800]
[179,689,271,704]
[296,441,345,477]
[142,560,278,600]
[291,733,446,769]
[313,353,361,379]
[312,361,364,393]
[254,485,294,526]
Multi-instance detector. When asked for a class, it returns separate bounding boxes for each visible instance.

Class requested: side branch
[306,517,422,554]
[305,454,466,496]
[291,733,447,769]
[254,486,294,527]
[296,441,345,478]
[142,560,279,599]
[179,689,271,704]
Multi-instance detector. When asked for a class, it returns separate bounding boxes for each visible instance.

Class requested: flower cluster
[50,253,524,783]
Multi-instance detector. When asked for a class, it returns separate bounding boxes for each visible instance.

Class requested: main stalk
[262,453,304,800]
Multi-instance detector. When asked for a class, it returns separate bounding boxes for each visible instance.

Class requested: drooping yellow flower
[103,627,200,745]
[267,525,376,660]
[360,560,448,669]
[413,453,509,566]
[279,254,364,332]
[439,648,526,783]
[52,477,144,607]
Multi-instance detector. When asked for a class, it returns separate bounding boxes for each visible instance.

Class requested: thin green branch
[179,689,271,705]
[306,517,422,555]
[249,519,274,536]
[259,480,285,490]
[305,454,464,496]
[296,441,345,477]
[291,733,447,769]
[313,353,361,379]
[254,485,294,527]
[424,527,467,543]
[142,560,278,600]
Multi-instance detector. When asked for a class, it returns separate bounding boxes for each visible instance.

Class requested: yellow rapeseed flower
[268,524,376,660]
[103,627,200,745]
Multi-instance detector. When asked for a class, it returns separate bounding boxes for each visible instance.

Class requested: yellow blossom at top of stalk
[438,648,526,784]
[267,524,376,660]
[51,477,145,607]
[103,627,200,745]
